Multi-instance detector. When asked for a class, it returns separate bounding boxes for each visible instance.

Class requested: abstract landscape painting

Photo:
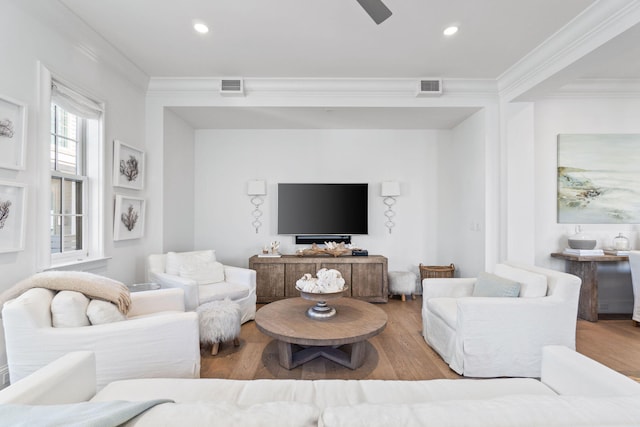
[558,134,640,224]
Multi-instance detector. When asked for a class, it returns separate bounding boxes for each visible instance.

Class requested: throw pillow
[179,260,225,285]
[472,272,521,297]
[51,291,91,327]
[165,250,216,275]
[494,264,548,298]
[87,299,127,325]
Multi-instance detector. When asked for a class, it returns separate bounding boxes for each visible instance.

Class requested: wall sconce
[248,180,266,233]
[381,181,400,234]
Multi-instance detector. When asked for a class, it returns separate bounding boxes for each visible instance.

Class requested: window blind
[51,80,103,119]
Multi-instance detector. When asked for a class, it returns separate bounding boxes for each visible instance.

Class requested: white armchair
[2,287,200,390]
[422,262,581,378]
[627,251,640,325]
[147,250,256,324]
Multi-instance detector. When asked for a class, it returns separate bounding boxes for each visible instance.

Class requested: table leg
[565,260,598,322]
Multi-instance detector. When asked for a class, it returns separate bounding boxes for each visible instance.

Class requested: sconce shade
[381,181,400,197]
[248,180,266,196]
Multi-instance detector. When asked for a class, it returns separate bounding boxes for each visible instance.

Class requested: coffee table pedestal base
[278,340,366,370]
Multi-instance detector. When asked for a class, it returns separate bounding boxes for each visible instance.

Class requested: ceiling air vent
[220,78,244,96]
[416,78,442,97]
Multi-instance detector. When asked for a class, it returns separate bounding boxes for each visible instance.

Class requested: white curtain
[51,80,103,119]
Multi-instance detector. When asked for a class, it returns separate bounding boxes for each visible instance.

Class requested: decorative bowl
[568,238,597,250]
[297,287,349,319]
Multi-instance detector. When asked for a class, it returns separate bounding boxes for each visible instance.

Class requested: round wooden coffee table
[255,297,387,370]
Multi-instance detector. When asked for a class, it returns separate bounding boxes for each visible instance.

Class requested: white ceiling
[57,0,640,129]
[59,0,596,79]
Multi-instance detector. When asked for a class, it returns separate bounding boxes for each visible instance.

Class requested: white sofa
[148,250,256,324]
[2,288,200,390]
[422,262,581,377]
[1,347,639,426]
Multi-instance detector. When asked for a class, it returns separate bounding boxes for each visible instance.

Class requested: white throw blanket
[0,271,131,315]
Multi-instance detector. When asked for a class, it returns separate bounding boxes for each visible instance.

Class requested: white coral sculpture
[296,268,345,293]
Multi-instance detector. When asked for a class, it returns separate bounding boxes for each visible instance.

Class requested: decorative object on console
[296,268,347,318]
[113,140,145,190]
[298,242,351,257]
[567,225,597,250]
[113,194,145,241]
[0,181,26,253]
[612,232,630,250]
[0,94,27,171]
[381,181,400,234]
[247,180,266,233]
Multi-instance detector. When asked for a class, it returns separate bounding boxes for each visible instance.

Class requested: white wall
[0,1,149,379]
[438,110,487,277]
[162,110,195,252]
[193,129,446,284]
[534,97,640,312]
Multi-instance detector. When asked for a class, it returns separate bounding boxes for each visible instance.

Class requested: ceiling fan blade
[356,0,392,25]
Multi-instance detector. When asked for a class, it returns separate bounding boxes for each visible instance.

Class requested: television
[278,183,368,235]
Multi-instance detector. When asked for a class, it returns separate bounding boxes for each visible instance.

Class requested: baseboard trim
[0,364,9,390]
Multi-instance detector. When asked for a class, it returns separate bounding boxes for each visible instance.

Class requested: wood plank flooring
[200,297,640,380]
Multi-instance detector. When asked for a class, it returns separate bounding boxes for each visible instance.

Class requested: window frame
[40,68,106,269]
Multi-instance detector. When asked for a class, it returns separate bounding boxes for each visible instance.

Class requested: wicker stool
[197,299,241,355]
[388,271,417,301]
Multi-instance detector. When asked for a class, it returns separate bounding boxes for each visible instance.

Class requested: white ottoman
[197,299,241,355]
[388,271,417,301]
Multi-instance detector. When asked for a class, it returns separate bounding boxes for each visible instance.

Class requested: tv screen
[278,183,368,235]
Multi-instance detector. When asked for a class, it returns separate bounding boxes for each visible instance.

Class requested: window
[48,79,104,264]
[50,104,86,254]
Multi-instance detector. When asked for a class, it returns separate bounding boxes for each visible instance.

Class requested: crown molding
[14,1,149,91]
[498,0,640,102]
[545,78,640,98]
[147,77,498,99]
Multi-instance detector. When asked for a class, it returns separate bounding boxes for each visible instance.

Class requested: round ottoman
[388,271,417,301]
[197,299,241,355]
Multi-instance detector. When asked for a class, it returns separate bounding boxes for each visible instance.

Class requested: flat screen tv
[278,183,368,235]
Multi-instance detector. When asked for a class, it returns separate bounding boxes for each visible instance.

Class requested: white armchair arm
[422,278,476,300]
[128,288,185,317]
[224,265,256,291]
[21,312,200,390]
[149,271,199,311]
[0,351,96,404]
[450,297,578,377]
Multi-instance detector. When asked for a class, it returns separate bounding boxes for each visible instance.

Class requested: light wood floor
[200,297,640,380]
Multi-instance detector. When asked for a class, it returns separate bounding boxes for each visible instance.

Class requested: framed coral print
[0,181,27,253]
[114,194,145,241]
[113,140,145,190]
[0,95,27,171]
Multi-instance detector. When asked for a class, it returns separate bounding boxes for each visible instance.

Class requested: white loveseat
[1,347,639,426]
[147,250,256,324]
[422,262,581,377]
[2,288,200,390]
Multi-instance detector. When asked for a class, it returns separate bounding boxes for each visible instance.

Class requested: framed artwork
[113,140,145,190]
[114,194,145,241]
[0,181,27,253]
[0,95,27,171]
[557,134,640,224]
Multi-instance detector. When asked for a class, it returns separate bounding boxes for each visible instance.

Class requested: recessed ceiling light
[443,26,458,36]
[193,22,209,34]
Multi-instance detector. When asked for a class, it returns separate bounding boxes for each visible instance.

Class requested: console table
[249,255,388,303]
[550,252,629,322]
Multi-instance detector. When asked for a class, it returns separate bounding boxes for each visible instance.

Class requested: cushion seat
[198,281,251,304]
